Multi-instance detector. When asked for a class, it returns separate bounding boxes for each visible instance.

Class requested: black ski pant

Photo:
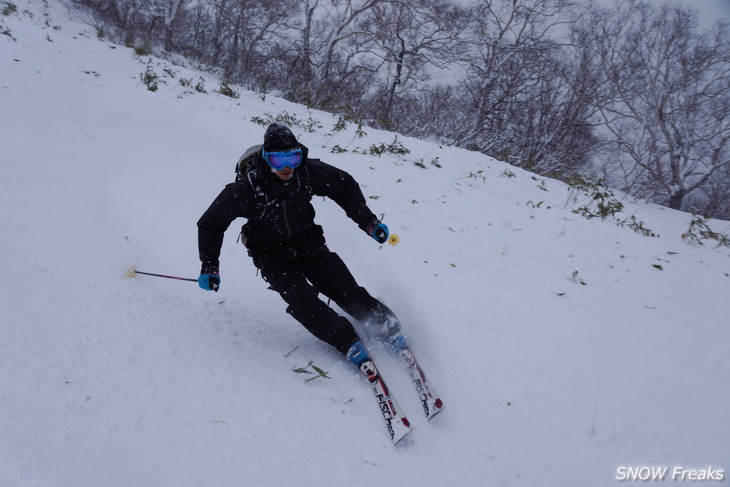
[259,251,400,354]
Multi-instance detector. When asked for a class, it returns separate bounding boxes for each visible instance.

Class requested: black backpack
[235,144,262,181]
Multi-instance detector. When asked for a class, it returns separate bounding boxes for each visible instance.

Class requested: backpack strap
[246,167,274,210]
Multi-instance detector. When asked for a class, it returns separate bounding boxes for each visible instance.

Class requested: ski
[358,359,412,445]
[397,347,445,421]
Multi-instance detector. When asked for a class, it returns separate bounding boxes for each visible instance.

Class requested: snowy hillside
[1,1,729,486]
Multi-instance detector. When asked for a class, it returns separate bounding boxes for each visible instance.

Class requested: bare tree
[687,163,730,219]
[362,0,463,126]
[227,0,295,78]
[502,44,598,175]
[204,0,234,67]
[455,0,574,145]
[317,0,388,80]
[274,0,387,107]
[149,0,188,51]
[299,0,319,85]
[451,0,576,160]
[108,0,143,30]
[72,0,148,34]
[444,0,596,175]
[585,0,730,211]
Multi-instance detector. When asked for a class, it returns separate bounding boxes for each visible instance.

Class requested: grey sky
[678,0,730,27]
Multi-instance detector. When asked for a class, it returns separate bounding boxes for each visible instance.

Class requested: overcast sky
[587,0,730,30]
[680,0,730,26]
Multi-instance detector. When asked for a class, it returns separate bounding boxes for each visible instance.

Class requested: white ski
[397,347,445,420]
[358,359,412,445]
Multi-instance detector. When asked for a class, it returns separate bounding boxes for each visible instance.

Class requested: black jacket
[197,146,377,268]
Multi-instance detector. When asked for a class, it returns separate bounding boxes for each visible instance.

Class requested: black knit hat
[263,123,299,152]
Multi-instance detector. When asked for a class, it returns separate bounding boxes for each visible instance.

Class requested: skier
[196,123,406,368]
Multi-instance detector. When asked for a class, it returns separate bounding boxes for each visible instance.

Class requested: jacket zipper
[282,200,292,238]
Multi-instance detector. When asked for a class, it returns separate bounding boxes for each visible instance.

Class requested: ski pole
[127,267,197,282]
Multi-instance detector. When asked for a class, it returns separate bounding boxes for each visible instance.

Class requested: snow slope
[1,1,729,485]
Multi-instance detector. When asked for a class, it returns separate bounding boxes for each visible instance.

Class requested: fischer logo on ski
[375,391,396,438]
[413,377,431,417]
[359,359,412,444]
[398,347,445,420]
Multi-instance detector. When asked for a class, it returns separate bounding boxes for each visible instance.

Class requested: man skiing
[196,123,406,367]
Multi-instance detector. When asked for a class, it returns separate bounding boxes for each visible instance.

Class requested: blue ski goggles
[261,147,303,170]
